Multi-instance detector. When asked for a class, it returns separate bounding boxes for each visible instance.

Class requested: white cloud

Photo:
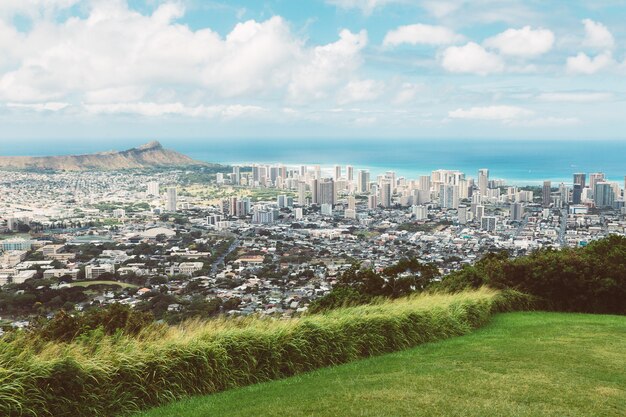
[511,117,580,127]
[566,51,614,74]
[0,2,368,109]
[6,102,69,111]
[325,0,397,15]
[84,102,264,118]
[582,19,614,50]
[338,79,385,104]
[383,24,463,47]
[441,42,504,75]
[537,92,613,103]
[448,105,533,120]
[288,29,367,101]
[483,26,554,57]
[391,83,422,105]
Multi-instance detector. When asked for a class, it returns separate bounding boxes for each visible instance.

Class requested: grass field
[68,280,138,289]
[137,312,626,417]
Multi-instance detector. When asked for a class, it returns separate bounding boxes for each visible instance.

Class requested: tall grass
[0,288,532,416]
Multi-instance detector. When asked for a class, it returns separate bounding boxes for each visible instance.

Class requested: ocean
[1,138,625,186]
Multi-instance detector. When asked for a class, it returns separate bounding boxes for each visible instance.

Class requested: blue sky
[0,0,625,142]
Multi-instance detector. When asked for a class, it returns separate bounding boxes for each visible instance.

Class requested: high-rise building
[478,169,489,196]
[380,181,392,208]
[458,205,468,224]
[476,205,485,222]
[317,178,335,206]
[573,173,586,189]
[542,180,552,208]
[334,165,342,181]
[594,182,615,207]
[589,173,605,197]
[166,187,177,212]
[357,170,370,193]
[311,179,319,205]
[558,183,568,207]
[439,184,459,209]
[146,181,159,196]
[510,202,523,222]
[232,166,241,185]
[368,194,378,209]
[572,184,583,204]
[412,205,428,220]
[346,165,354,182]
[481,216,497,232]
[347,196,356,210]
[298,182,307,206]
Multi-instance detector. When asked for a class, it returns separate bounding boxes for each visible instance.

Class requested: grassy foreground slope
[138,312,626,417]
[0,289,525,416]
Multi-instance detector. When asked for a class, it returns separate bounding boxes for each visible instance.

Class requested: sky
[0,0,625,142]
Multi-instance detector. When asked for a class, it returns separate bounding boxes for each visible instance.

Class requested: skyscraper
[573,173,586,189]
[573,184,583,204]
[478,169,489,196]
[439,184,459,209]
[510,202,523,222]
[298,182,307,206]
[357,170,370,193]
[542,180,552,208]
[334,165,342,181]
[146,181,159,196]
[594,182,615,207]
[232,166,241,185]
[346,165,354,182]
[166,187,177,212]
[589,172,605,197]
[380,181,392,208]
[317,178,335,206]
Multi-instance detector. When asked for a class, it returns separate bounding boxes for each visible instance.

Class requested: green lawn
[136,312,626,417]
[69,280,138,289]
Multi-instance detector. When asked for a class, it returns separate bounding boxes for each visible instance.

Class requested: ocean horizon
[1,138,624,186]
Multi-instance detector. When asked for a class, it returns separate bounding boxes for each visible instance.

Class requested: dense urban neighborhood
[1,164,625,329]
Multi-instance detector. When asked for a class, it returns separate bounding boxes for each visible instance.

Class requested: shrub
[438,235,626,315]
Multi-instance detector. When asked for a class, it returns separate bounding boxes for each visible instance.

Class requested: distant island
[0,141,205,171]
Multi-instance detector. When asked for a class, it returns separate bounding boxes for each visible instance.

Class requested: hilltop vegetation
[137,312,626,417]
[439,235,626,314]
[0,289,529,416]
[313,235,626,315]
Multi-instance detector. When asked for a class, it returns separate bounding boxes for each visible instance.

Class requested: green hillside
[137,312,626,417]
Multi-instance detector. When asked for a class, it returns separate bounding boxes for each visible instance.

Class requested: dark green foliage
[29,303,154,342]
[439,235,626,314]
[311,258,441,312]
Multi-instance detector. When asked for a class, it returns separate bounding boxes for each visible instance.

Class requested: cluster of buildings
[0,164,624,325]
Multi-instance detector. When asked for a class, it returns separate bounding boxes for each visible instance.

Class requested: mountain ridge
[0,141,205,171]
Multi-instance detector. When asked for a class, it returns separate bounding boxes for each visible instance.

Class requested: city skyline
[0,1,625,141]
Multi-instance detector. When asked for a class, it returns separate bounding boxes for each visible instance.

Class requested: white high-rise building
[380,181,392,208]
[439,184,459,209]
[346,165,354,182]
[589,173,605,197]
[166,187,177,212]
[412,205,428,220]
[347,196,356,210]
[147,181,159,196]
[368,194,378,209]
[298,182,307,206]
[478,168,489,196]
[334,165,342,180]
[458,205,468,224]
